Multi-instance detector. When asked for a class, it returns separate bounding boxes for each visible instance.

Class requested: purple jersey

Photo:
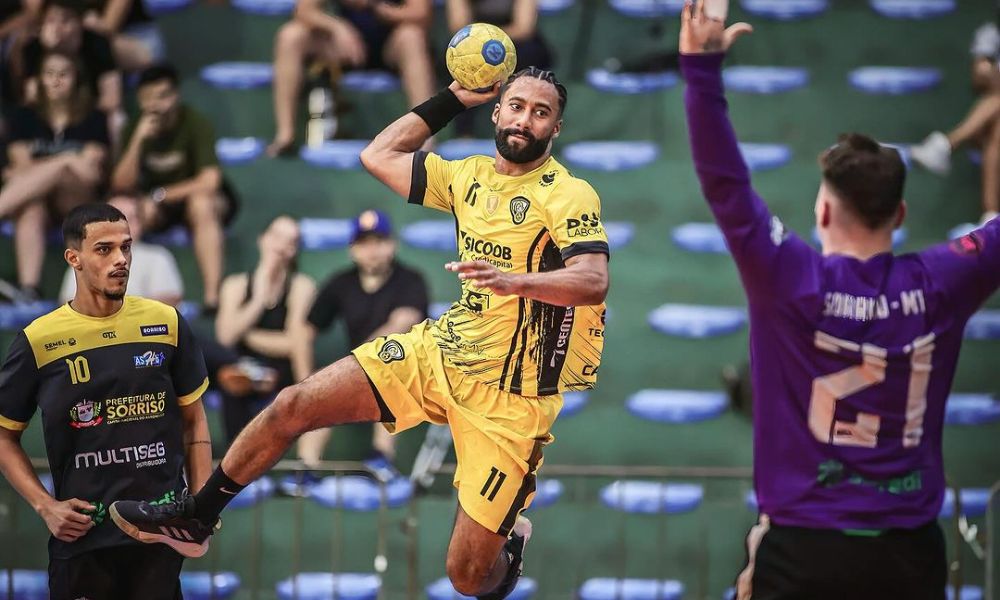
[682,54,1000,530]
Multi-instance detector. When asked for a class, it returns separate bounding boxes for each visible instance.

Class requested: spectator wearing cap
[214,215,316,443]
[292,209,429,485]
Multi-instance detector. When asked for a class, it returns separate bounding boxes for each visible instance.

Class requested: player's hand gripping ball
[446,23,517,92]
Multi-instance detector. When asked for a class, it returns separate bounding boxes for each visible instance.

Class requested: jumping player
[680,2,1000,598]
[110,68,610,600]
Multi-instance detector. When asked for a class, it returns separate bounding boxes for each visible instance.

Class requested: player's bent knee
[266,385,311,437]
[446,556,490,597]
[276,21,309,51]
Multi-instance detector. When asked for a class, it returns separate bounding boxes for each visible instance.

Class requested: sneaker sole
[109,503,210,558]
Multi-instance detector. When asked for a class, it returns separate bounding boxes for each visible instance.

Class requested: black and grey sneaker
[109,494,217,558]
[478,516,532,600]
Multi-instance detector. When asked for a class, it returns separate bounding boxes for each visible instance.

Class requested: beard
[102,289,126,300]
[495,127,551,164]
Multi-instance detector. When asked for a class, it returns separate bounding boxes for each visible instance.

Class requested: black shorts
[146,178,240,234]
[48,543,184,600]
[747,519,947,600]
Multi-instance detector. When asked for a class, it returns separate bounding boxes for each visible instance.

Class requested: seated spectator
[912,14,1000,223]
[111,63,239,311]
[82,0,167,71]
[0,0,40,104]
[214,216,316,443]
[15,0,121,118]
[294,210,428,485]
[0,50,108,302]
[267,0,434,156]
[446,0,552,137]
[58,193,183,306]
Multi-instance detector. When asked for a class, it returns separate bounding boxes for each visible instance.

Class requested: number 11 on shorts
[480,467,507,502]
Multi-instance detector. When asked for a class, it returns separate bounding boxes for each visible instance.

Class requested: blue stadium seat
[426,576,537,599]
[965,310,1000,340]
[812,227,906,248]
[299,141,368,169]
[144,0,193,15]
[299,218,353,250]
[202,390,222,412]
[946,394,1000,425]
[723,587,736,600]
[0,220,61,244]
[946,586,983,600]
[579,578,684,600]
[342,71,401,93]
[744,490,758,512]
[723,67,809,94]
[216,137,264,165]
[672,222,728,254]
[401,220,457,252]
[310,476,413,510]
[178,301,201,321]
[939,488,990,519]
[276,573,380,600]
[200,62,273,89]
[230,0,296,15]
[562,142,659,172]
[626,390,728,424]
[585,69,679,94]
[180,572,242,599]
[607,0,684,18]
[740,0,828,20]
[38,473,54,495]
[738,143,791,172]
[848,67,941,95]
[539,0,574,14]
[948,222,979,241]
[0,570,48,600]
[561,391,589,417]
[437,139,495,161]
[600,481,704,514]
[968,149,982,165]
[228,476,275,509]
[606,222,635,250]
[529,479,564,510]
[429,302,451,320]
[648,304,746,338]
[0,301,57,331]
[870,0,955,19]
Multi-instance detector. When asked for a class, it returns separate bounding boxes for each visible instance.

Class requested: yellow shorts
[352,321,561,536]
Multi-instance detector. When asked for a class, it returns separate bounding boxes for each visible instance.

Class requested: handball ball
[446,23,517,92]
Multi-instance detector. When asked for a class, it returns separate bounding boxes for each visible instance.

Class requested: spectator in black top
[294,209,428,483]
[214,216,316,443]
[0,50,108,301]
[111,63,239,310]
[82,0,166,71]
[16,0,122,119]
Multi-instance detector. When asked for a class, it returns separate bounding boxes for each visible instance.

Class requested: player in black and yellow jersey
[0,204,212,599]
[111,68,609,600]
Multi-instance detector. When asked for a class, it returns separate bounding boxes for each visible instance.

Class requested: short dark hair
[819,133,905,230]
[137,63,179,90]
[63,203,126,249]
[43,0,83,17]
[500,67,567,116]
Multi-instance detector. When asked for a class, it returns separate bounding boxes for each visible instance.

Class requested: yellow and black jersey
[0,296,208,558]
[408,151,608,396]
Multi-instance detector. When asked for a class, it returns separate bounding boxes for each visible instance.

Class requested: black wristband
[411,88,466,135]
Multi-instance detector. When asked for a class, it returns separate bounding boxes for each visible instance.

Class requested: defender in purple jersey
[680,2,1000,599]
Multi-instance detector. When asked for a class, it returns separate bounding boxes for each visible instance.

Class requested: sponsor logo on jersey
[510,196,531,225]
[45,339,67,351]
[134,351,166,368]
[460,289,491,313]
[104,391,168,424]
[950,231,983,256]
[540,171,557,187]
[460,231,514,261]
[140,324,169,337]
[378,340,405,363]
[566,213,602,237]
[70,400,103,429]
[74,441,167,470]
[549,306,575,367]
[101,331,117,339]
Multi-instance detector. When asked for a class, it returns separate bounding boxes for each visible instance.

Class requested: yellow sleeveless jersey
[408,151,609,396]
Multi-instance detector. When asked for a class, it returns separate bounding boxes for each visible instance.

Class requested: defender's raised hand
[680,0,753,55]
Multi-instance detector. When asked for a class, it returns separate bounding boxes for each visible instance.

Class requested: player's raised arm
[360,82,499,199]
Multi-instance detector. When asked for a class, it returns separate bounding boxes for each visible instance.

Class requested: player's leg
[120,544,186,600]
[446,505,522,597]
[48,548,117,600]
[383,23,435,108]
[12,201,46,294]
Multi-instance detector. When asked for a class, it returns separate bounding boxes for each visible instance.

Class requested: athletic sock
[193,467,247,523]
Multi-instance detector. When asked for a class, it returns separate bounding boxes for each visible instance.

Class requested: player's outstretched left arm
[446,253,609,307]
[360,82,499,199]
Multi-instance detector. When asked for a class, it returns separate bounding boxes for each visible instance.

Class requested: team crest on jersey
[134,351,166,368]
[485,193,500,215]
[378,340,405,363]
[540,171,557,187]
[70,400,103,428]
[510,196,531,225]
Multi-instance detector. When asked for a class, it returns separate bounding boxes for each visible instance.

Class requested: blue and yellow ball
[446,23,518,92]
